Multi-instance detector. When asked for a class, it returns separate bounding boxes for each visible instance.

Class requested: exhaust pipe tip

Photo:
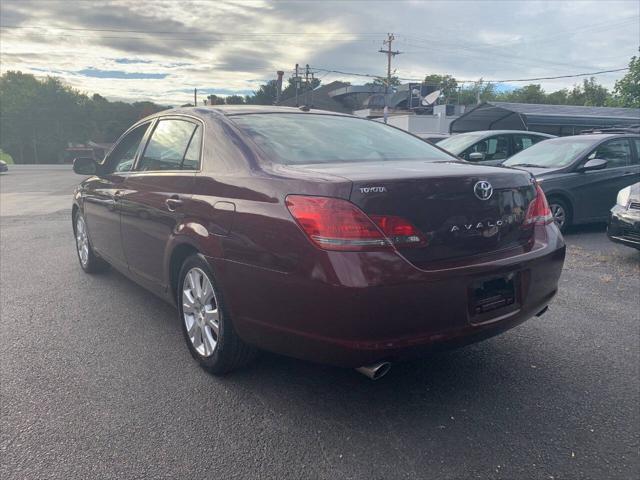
[355,361,392,380]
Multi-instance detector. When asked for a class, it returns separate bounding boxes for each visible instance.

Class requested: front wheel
[548,198,571,233]
[178,254,256,374]
[74,212,108,273]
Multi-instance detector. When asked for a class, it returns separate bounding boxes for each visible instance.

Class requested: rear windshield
[230,113,454,164]
[503,136,596,168]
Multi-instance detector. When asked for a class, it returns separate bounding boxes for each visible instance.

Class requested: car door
[119,117,202,293]
[570,137,636,221]
[83,122,151,269]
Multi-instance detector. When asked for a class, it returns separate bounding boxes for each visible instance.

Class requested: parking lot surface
[1,166,638,479]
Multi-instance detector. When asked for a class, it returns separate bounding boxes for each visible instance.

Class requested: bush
[0,149,14,164]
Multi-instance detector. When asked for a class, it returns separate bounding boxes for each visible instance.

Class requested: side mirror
[578,158,607,172]
[73,157,97,175]
[468,152,486,162]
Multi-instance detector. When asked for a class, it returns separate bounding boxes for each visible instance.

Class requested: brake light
[285,195,425,251]
[369,215,426,247]
[524,183,553,225]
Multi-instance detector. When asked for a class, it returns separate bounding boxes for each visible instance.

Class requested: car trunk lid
[293,160,537,267]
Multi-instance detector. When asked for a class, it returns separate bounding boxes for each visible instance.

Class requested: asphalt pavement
[1,165,638,479]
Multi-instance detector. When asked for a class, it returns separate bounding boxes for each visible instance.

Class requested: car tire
[74,211,109,273]
[177,254,256,375]
[548,197,571,233]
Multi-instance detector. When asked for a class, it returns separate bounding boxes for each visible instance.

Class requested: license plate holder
[469,272,518,319]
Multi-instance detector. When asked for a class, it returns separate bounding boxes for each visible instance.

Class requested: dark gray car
[437,130,555,164]
[503,133,640,231]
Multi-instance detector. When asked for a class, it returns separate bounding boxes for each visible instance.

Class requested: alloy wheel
[550,203,566,229]
[182,267,220,357]
[75,215,89,266]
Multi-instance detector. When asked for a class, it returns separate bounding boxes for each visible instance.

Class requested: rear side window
[588,138,632,169]
[633,139,640,165]
[137,119,201,171]
[512,134,547,154]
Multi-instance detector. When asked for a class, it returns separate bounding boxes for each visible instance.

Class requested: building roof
[450,101,640,134]
[279,81,352,113]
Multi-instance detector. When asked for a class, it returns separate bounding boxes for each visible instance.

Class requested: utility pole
[194,88,197,106]
[378,33,401,122]
[378,33,401,94]
[305,64,310,105]
[293,64,300,107]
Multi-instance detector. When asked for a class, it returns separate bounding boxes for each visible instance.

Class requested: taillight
[285,195,425,251]
[369,215,426,247]
[524,183,553,225]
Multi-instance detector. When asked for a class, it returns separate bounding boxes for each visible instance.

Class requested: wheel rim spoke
[204,309,220,338]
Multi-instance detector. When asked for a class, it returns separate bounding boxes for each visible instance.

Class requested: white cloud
[0,0,638,104]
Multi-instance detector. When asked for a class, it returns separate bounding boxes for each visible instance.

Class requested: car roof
[156,105,352,118]
[547,133,639,141]
[453,130,556,137]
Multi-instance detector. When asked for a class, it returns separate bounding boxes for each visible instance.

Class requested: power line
[309,66,629,84]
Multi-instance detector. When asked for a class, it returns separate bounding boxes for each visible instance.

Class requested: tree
[206,94,221,105]
[613,54,640,108]
[423,74,459,103]
[546,89,569,105]
[502,84,547,104]
[365,75,401,89]
[458,80,497,105]
[567,78,610,106]
[224,95,245,104]
[246,76,321,105]
[0,71,166,163]
[246,80,278,105]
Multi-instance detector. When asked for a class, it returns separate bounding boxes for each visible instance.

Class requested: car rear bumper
[210,224,566,368]
[607,205,640,249]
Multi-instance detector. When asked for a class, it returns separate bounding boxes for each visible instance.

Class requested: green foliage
[246,76,321,105]
[365,75,401,89]
[568,78,610,106]
[0,149,14,164]
[423,74,459,103]
[612,55,639,108]
[0,71,166,164]
[205,94,221,105]
[224,95,245,105]
[457,80,497,105]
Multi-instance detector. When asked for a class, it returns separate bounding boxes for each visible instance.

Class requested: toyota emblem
[474,181,493,201]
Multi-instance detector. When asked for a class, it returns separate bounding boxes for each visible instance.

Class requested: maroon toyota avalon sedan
[72,106,565,379]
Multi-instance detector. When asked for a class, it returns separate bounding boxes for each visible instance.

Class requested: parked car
[437,130,555,164]
[607,182,640,249]
[502,133,640,232]
[72,106,565,379]
[416,133,450,143]
[0,160,8,173]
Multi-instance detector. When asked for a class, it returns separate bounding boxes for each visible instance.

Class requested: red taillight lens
[524,183,553,225]
[285,195,426,251]
[369,215,426,247]
[286,195,389,251]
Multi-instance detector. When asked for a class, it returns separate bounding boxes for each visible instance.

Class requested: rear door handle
[165,196,183,212]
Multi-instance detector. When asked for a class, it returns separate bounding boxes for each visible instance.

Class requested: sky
[0,0,638,106]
